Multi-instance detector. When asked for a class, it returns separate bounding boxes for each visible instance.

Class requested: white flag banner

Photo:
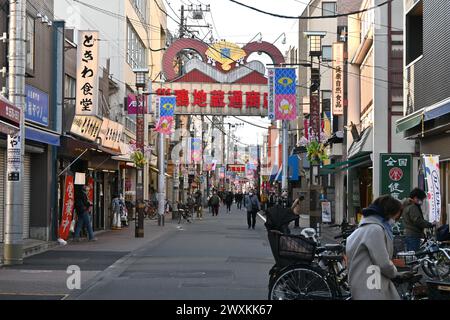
[423,155,441,223]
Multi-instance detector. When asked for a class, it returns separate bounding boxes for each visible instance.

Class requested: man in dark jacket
[74,185,97,242]
[245,190,260,230]
[402,188,435,251]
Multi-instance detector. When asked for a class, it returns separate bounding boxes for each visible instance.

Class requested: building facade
[397,0,450,225]
[55,0,168,206]
[297,0,363,225]
[0,0,63,242]
[346,0,415,223]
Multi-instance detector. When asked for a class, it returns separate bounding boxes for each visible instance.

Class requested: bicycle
[144,201,157,220]
[267,218,359,300]
[395,227,450,280]
[177,202,192,224]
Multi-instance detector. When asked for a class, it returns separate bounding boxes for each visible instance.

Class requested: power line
[293,0,402,32]
[227,0,394,20]
[203,115,251,147]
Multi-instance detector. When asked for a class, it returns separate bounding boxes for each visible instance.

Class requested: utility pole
[158,130,165,226]
[4,0,26,265]
[179,5,185,38]
[281,120,289,208]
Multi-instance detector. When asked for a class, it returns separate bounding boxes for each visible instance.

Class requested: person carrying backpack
[210,191,221,216]
[245,189,260,230]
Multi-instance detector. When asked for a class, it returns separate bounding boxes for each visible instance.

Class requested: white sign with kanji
[76,31,99,116]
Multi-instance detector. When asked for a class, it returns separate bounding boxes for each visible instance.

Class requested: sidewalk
[0,215,177,298]
[0,239,59,266]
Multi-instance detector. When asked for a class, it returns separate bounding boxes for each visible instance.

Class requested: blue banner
[25,85,49,126]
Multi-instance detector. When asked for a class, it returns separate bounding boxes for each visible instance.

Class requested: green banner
[380,154,412,200]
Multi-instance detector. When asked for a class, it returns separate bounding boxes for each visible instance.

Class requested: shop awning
[321,153,372,170]
[396,109,424,133]
[348,126,373,159]
[396,97,450,133]
[424,97,450,121]
[25,126,60,146]
[320,153,372,175]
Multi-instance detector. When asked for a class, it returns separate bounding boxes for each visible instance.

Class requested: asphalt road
[0,205,272,300]
[66,205,273,300]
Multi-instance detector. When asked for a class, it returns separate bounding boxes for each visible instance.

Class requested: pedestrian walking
[245,190,260,230]
[210,191,221,216]
[402,188,436,251]
[111,194,123,229]
[195,190,203,219]
[235,192,243,210]
[225,191,234,213]
[346,195,406,300]
[74,185,97,242]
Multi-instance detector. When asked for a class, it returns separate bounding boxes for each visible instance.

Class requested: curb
[0,241,59,267]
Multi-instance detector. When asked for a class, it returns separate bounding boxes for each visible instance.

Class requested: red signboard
[155,88,268,110]
[0,96,21,126]
[88,177,94,205]
[59,175,75,240]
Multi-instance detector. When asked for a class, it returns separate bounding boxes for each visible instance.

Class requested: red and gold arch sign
[158,39,285,116]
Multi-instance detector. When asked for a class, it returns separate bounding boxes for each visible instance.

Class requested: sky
[164,0,308,145]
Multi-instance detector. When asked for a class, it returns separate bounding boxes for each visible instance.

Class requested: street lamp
[304,31,326,57]
[273,32,286,45]
[248,32,263,44]
[304,32,325,227]
[133,68,149,238]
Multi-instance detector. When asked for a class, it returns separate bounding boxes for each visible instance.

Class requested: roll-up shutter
[23,154,31,239]
[0,149,5,243]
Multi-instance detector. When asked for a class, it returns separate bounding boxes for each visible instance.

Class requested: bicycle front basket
[278,233,317,262]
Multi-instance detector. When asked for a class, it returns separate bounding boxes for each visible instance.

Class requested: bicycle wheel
[268,264,336,300]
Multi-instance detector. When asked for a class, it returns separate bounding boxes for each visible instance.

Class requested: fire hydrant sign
[380,154,412,200]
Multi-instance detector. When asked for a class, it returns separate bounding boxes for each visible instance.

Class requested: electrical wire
[227,0,394,20]
[293,0,403,32]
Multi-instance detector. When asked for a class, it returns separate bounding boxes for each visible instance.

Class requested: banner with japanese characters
[76,31,99,116]
[380,154,412,201]
[423,155,441,223]
[153,83,268,117]
[332,42,344,116]
[155,96,176,135]
[59,175,75,240]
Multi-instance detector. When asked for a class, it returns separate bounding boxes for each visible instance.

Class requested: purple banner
[127,94,146,115]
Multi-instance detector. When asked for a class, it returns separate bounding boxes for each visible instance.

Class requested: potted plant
[306,140,329,165]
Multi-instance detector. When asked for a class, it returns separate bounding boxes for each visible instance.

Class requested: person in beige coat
[346,195,403,300]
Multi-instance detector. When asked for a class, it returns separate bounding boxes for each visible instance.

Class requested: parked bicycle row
[264,190,450,300]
